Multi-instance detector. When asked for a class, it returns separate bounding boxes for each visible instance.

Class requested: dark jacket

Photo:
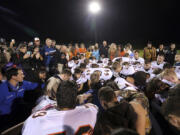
[31,55,44,70]
[165,49,177,65]
[93,102,137,135]
[99,45,108,57]
[50,51,68,68]
[156,49,166,56]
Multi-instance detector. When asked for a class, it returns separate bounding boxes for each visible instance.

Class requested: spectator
[0,46,8,65]
[85,47,92,59]
[0,67,39,131]
[156,44,166,56]
[99,40,109,58]
[60,45,69,61]
[16,43,33,79]
[42,38,56,69]
[108,43,117,60]
[27,37,41,53]
[79,43,87,54]
[117,45,125,57]
[51,39,56,49]
[50,46,68,75]
[8,39,16,54]
[74,43,80,56]
[92,46,100,60]
[22,81,98,135]
[124,43,133,56]
[34,37,42,48]
[31,46,44,70]
[143,42,156,61]
[165,43,177,65]
[67,43,72,52]
[68,46,75,60]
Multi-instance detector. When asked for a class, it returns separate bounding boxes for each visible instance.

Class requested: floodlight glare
[89,1,101,14]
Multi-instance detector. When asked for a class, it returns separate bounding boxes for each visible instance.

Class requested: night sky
[0,0,179,48]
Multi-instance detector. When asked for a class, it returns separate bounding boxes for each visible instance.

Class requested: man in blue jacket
[41,38,56,70]
[0,66,39,131]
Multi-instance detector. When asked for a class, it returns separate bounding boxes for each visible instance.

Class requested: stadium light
[89,1,101,14]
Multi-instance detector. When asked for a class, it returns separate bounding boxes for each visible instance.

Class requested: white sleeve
[22,116,43,135]
[128,66,135,75]
[140,58,145,64]
[114,77,126,89]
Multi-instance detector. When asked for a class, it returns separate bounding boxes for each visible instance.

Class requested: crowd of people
[0,37,180,135]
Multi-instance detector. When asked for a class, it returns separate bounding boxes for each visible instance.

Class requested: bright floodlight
[89,1,101,14]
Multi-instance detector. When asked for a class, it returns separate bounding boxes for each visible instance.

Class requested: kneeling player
[22,81,98,135]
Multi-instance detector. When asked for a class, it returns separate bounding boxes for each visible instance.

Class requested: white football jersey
[122,57,130,63]
[84,68,112,81]
[133,63,143,72]
[22,104,98,135]
[114,77,137,91]
[146,74,156,82]
[32,96,56,113]
[68,60,75,68]
[89,59,98,64]
[131,57,145,65]
[112,70,120,78]
[138,67,154,75]
[76,74,88,85]
[112,57,130,63]
[151,61,165,70]
[121,65,135,75]
[114,77,128,89]
[102,58,109,65]
[112,57,121,63]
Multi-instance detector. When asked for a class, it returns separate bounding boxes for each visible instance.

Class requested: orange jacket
[79,48,87,54]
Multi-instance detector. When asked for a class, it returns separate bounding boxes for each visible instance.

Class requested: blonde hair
[109,43,117,53]
[161,69,176,78]
[45,77,61,100]
[90,72,100,84]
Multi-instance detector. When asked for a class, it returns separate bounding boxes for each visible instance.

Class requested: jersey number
[49,125,93,135]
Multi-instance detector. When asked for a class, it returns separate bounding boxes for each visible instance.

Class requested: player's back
[22,104,98,135]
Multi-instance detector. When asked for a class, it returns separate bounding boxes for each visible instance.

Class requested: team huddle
[0,39,180,135]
